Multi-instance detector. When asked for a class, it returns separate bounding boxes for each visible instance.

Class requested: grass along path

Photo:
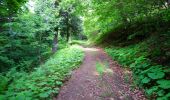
[55,46,146,100]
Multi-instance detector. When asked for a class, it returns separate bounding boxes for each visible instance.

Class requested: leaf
[143,66,163,74]
[0,75,8,92]
[156,93,170,100]
[56,81,63,85]
[157,97,168,100]
[0,95,6,100]
[165,93,170,98]
[146,86,158,96]
[16,94,26,100]
[147,71,165,79]
[39,92,49,98]
[157,90,165,96]
[157,80,170,89]
[141,77,150,84]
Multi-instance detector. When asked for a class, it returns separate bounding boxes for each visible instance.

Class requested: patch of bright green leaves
[96,62,105,76]
[105,42,170,99]
[0,46,84,100]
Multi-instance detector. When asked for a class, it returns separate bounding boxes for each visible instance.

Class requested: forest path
[55,47,146,100]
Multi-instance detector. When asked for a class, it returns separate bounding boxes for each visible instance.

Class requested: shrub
[0,46,84,100]
[105,42,170,99]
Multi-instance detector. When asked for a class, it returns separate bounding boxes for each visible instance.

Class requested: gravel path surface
[55,47,146,100]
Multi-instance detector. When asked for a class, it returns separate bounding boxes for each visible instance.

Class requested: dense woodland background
[0,0,170,99]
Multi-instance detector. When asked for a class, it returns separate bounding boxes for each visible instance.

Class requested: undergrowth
[69,40,90,47]
[105,41,170,100]
[0,46,84,100]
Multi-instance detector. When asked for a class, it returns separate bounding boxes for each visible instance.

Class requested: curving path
[54,47,146,100]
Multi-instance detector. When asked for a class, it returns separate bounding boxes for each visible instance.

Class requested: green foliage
[96,62,105,76]
[105,41,170,99]
[1,0,170,99]
[141,77,150,84]
[146,86,159,96]
[0,75,8,94]
[157,93,170,100]
[147,68,165,80]
[157,80,170,89]
[0,46,84,99]
[0,0,27,16]
[69,40,89,47]
[0,0,85,99]
[0,0,84,72]
[73,0,167,42]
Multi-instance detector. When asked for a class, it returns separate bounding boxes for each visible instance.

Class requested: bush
[105,42,170,99]
[0,46,84,100]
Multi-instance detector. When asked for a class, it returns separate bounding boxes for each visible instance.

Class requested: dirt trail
[55,47,146,100]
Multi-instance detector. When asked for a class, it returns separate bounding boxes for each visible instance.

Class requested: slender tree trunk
[160,0,168,9]
[66,12,70,42]
[118,0,128,23]
[38,32,42,64]
[52,28,58,53]
[66,27,70,42]
[8,16,12,34]
[168,0,170,6]
[8,15,14,61]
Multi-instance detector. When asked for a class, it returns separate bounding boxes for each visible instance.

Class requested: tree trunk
[168,0,170,6]
[66,12,70,42]
[52,29,58,53]
[8,16,13,34]
[38,32,43,64]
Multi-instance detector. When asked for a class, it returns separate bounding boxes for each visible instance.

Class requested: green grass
[69,40,91,47]
[0,46,84,100]
[96,62,105,76]
[96,61,110,77]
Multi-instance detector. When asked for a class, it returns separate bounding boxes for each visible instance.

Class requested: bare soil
[55,47,146,100]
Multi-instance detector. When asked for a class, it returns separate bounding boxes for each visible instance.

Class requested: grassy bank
[105,41,170,99]
[0,46,84,100]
